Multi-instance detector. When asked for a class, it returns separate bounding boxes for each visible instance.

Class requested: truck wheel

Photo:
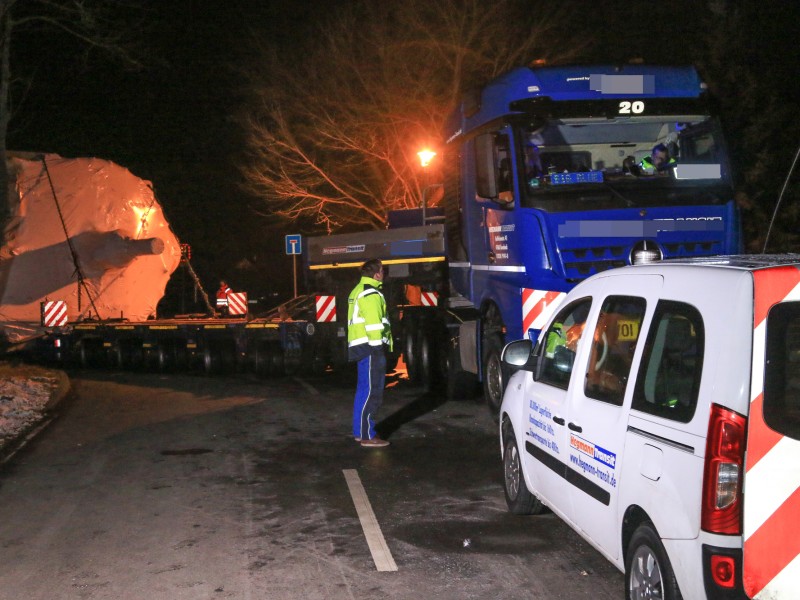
[625,523,682,600]
[503,424,545,515]
[445,341,479,400]
[483,334,508,421]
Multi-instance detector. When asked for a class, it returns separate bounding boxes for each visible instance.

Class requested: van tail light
[701,404,747,534]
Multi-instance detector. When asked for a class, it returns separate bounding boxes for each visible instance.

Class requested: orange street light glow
[417,149,436,168]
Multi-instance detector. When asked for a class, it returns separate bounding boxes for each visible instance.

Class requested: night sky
[9,1,305,307]
[7,1,800,309]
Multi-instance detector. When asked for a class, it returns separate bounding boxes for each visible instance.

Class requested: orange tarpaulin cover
[0,153,181,341]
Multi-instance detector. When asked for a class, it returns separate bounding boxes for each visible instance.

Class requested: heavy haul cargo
[2,153,315,376]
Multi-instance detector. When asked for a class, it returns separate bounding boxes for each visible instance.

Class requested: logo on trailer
[522,288,566,338]
[227,292,248,316]
[316,295,337,322]
[41,300,68,327]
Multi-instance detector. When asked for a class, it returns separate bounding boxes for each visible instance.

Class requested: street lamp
[417,149,436,168]
[417,149,436,225]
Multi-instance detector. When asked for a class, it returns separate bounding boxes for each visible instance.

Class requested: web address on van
[570,454,617,488]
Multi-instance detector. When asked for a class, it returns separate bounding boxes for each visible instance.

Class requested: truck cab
[441,65,741,416]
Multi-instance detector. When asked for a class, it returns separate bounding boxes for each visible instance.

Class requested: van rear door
[743,267,800,598]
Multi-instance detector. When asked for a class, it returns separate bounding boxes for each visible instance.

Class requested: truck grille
[561,240,718,283]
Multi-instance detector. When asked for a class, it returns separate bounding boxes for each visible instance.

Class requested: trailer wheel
[310,342,329,376]
[268,342,285,376]
[416,326,435,389]
[483,334,508,421]
[404,315,421,383]
[156,342,183,372]
[76,338,103,369]
[204,340,236,375]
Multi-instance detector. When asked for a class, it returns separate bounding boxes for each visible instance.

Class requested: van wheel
[625,523,682,600]
[503,426,545,515]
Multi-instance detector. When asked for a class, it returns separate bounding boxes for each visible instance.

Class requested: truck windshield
[517,116,732,210]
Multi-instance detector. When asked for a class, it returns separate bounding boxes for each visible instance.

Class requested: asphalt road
[0,369,623,599]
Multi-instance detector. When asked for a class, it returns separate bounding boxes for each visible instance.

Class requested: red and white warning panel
[227,292,248,316]
[316,295,337,322]
[744,267,800,599]
[420,291,438,307]
[522,288,565,339]
[41,300,68,327]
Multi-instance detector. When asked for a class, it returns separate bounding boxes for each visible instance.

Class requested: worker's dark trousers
[352,349,387,440]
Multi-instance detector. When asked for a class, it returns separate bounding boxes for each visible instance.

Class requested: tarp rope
[40,156,102,320]
[181,257,215,316]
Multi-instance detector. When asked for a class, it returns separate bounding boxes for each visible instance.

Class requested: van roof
[633,254,800,272]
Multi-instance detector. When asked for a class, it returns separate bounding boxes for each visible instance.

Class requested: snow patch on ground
[0,365,64,451]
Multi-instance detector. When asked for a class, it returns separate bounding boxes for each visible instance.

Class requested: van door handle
[568,422,582,433]
[552,416,565,426]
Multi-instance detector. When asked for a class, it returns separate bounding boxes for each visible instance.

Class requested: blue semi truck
[304,64,742,416]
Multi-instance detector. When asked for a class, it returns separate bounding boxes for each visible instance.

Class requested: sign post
[285,234,302,298]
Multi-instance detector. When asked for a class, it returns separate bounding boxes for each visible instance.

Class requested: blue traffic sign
[285,234,302,255]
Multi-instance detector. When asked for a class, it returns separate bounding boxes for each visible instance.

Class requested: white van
[499,255,800,599]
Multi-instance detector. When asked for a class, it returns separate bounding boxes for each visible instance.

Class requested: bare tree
[238,0,588,232]
[700,0,800,252]
[0,0,144,247]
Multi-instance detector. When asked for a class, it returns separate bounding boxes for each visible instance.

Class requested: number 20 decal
[619,101,645,114]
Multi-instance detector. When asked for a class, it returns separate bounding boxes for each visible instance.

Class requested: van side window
[632,301,704,423]
[585,296,646,406]
[538,298,592,390]
[764,301,800,440]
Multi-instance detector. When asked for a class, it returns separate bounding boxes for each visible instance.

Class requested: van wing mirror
[501,339,536,371]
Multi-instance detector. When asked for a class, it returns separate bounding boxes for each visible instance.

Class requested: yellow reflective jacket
[347,276,392,361]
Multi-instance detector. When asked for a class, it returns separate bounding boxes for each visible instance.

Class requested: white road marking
[342,469,398,572]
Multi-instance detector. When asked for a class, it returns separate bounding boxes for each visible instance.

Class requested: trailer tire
[268,343,285,376]
[156,342,184,372]
[403,317,423,384]
[404,315,421,384]
[77,338,103,369]
[416,325,436,389]
[483,334,508,421]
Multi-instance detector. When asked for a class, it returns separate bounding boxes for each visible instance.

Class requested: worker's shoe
[354,437,362,442]
[360,437,390,448]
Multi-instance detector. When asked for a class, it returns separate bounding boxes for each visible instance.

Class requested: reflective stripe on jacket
[216,286,231,307]
[347,276,392,360]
